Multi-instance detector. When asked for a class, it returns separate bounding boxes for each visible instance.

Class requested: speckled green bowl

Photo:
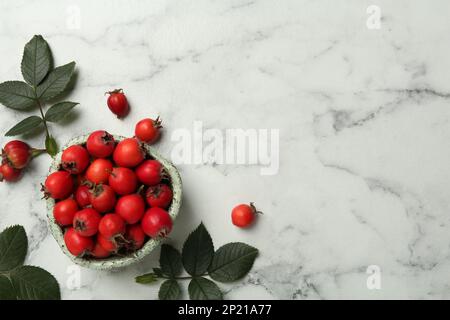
[46,134,182,270]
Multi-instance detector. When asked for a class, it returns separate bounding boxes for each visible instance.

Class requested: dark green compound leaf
[160,244,183,277]
[21,35,52,86]
[0,275,16,300]
[0,81,36,110]
[188,277,222,300]
[208,243,258,282]
[182,223,214,276]
[158,279,181,300]
[10,265,60,300]
[5,116,43,136]
[36,62,75,101]
[45,101,78,122]
[0,225,28,272]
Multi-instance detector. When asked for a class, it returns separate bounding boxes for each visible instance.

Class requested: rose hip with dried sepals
[42,171,74,200]
[73,208,102,237]
[135,117,162,144]
[86,130,115,158]
[106,89,129,118]
[145,183,173,209]
[61,145,90,174]
[64,227,94,257]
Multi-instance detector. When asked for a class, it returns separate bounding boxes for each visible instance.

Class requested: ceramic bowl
[46,134,182,270]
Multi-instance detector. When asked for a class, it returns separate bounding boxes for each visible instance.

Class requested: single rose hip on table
[116,193,145,224]
[125,224,146,250]
[106,89,129,118]
[64,227,94,256]
[61,145,90,174]
[108,167,138,195]
[145,183,173,208]
[99,213,126,239]
[86,158,113,184]
[89,184,116,213]
[0,163,21,182]
[231,203,262,228]
[135,117,162,144]
[136,160,163,186]
[42,171,74,200]
[113,138,144,168]
[73,208,102,237]
[86,130,115,158]
[141,207,172,238]
[53,198,78,226]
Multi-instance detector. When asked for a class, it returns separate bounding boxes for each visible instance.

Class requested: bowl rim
[46,134,182,270]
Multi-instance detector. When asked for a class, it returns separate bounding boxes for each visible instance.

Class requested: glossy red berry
[0,163,21,182]
[125,224,146,250]
[53,198,78,226]
[135,160,163,186]
[86,130,115,158]
[91,241,111,258]
[43,171,74,200]
[73,208,102,237]
[135,117,162,144]
[89,184,116,213]
[108,167,138,195]
[145,184,173,208]
[64,227,94,256]
[75,185,91,208]
[99,214,126,239]
[113,138,144,168]
[86,159,113,184]
[141,207,172,238]
[231,203,261,228]
[61,145,90,174]
[2,140,32,169]
[115,194,145,224]
[97,234,119,253]
[106,89,129,118]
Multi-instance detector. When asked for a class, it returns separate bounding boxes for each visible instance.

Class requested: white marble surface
[1,0,450,299]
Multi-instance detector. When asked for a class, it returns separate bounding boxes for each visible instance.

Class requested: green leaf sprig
[135,223,259,300]
[0,225,60,300]
[0,35,78,156]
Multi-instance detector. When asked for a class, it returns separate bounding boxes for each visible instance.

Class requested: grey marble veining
[1,0,450,299]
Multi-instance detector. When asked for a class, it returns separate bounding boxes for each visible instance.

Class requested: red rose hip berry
[73,208,102,237]
[146,184,173,208]
[125,224,146,250]
[135,160,163,186]
[97,234,119,253]
[86,159,113,184]
[108,167,138,195]
[106,89,129,118]
[86,130,115,158]
[43,171,74,200]
[91,241,111,258]
[75,185,91,208]
[61,145,90,174]
[231,203,261,228]
[53,198,78,226]
[2,140,32,169]
[141,207,172,238]
[0,163,21,182]
[135,117,162,144]
[64,227,94,256]
[113,138,144,168]
[115,194,145,224]
[89,184,116,213]
[99,214,126,239]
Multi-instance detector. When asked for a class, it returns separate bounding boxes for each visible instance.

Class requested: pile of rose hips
[44,129,173,259]
[1,140,44,182]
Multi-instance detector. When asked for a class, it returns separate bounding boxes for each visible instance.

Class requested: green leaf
[160,244,182,277]
[188,277,222,300]
[21,35,52,86]
[45,135,58,156]
[158,279,181,300]
[45,101,78,122]
[0,225,27,272]
[135,273,158,284]
[0,275,16,300]
[0,81,36,110]
[182,223,214,276]
[5,116,43,136]
[153,268,164,277]
[208,243,258,282]
[10,266,60,300]
[36,62,75,101]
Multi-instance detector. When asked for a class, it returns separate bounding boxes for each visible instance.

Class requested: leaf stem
[36,99,50,138]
